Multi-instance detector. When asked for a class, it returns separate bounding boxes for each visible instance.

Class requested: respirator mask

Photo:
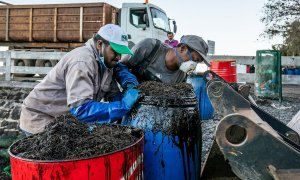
[179,60,198,73]
[174,48,198,73]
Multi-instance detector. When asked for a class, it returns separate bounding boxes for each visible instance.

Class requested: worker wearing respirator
[121,35,211,83]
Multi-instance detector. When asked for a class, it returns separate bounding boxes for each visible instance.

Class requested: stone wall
[0,87,32,149]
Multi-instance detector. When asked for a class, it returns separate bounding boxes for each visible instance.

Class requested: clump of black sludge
[10,115,142,160]
[138,81,194,98]
[137,81,197,107]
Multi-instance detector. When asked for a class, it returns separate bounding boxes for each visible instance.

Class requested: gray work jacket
[20,42,119,134]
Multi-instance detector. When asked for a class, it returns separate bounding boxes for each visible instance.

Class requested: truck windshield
[150,7,170,32]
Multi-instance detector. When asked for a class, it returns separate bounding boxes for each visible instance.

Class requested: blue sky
[5,0,282,55]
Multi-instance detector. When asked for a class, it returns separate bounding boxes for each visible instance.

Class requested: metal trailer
[0,3,118,77]
[0,3,117,49]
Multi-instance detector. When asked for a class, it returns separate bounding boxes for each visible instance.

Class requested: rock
[11,106,21,120]
[1,120,18,129]
[4,129,18,137]
[0,127,4,135]
[3,101,14,109]
[0,109,10,119]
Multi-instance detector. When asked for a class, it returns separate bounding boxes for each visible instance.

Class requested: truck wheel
[128,41,135,49]
[35,60,58,77]
[14,59,35,77]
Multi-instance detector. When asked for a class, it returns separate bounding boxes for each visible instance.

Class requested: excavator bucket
[201,71,300,180]
[201,139,239,179]
[213,112,300,180]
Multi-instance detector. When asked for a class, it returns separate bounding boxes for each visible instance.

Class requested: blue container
[295,68,300,75]
[287,69,295,75]
[123,91,201,180]
[282,68,287,74]
[187,75,214,120]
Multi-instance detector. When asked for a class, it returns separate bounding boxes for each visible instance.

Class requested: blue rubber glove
[114,62,139,89]
[126,83,136,90]
[109,88,139,120]
[70,89,139,123]
[123,88,139,109]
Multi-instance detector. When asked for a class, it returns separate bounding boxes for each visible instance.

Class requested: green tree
[284,20,300,56]
[261,0,300,55]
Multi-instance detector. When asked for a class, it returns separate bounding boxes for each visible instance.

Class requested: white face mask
[98,43,108,69]
[179,60,198,73]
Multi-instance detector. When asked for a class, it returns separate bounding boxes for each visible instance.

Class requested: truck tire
[128,41,135,49]
[35,60,58,77]
[14,59,35,77]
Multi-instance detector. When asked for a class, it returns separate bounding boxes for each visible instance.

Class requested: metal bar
[5,51,11,81]
[54,7,57,42]
[112,8,117,24]
[11,66,52,74]
[209,55,300,66]
[102,3,106,25]
[0,3,106,9]
[29,8,32,42]
[0,66,5,73]
[5,8,9,41]
[10,51,67,60]
[0,42,83,49]
[0,80,39,88]
[79,6,83,42]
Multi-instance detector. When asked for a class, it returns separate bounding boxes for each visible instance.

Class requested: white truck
[0,2,177,76]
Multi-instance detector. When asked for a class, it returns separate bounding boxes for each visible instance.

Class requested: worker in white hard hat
[20,24,139,135]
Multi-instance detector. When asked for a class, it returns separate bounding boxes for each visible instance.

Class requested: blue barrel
[282,68,287,74]
[187,75,214,120]
[122,86,201,180]
[295,68,300,75]
[287,69,295,75]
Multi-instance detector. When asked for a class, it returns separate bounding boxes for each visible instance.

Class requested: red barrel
[9,132,144,180]
[210,60,237,82]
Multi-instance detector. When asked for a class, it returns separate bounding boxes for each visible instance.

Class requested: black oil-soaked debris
[137,81,197,107]
[138,81,194,97]
[10,115,142,160]
[130,81,202,179]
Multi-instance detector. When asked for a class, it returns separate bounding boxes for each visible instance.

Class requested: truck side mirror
[143,14,149,27]
[173,20,177,33]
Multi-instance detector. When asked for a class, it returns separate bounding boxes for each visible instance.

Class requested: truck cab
[120,3,177,47]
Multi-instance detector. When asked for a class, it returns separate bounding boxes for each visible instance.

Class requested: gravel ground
[201,84,300,164]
